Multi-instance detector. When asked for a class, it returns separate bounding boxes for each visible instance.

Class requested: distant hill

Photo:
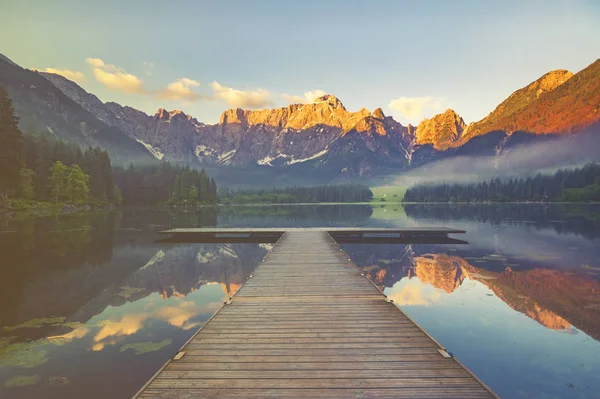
[0,55,153,165]
[461,60,600,142]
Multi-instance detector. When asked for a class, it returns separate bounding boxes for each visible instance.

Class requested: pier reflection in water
[0,204,599,399]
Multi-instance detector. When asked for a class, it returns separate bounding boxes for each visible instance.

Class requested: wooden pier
[135,230,497,398]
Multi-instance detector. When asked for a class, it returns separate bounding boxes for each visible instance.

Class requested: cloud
[282,89,327,104]
[211,81,273,109]
[41,67,85,83]
[158,78,204,102]
[86,57,204,102]
[86,57,105,68]
[86,57,144,93]
[94,314,146,342]
[142,61,155,76]
[90,298,223,352]
[385,279,443,306]
[388,96,447,123]
[155,300,221,330]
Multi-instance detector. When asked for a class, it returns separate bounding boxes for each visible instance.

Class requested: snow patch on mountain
[140,250,165,270]
[287,148,328,165]
[136,139,165,160]
[195,145,217,161]
[258,154,289,166]
[217,150,236,165]
[219,245,238,258]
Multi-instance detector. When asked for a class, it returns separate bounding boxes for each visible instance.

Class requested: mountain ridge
[0,58,153,164]
[2,53,599,179]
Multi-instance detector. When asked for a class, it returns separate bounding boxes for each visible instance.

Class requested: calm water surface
[1,204,599,398]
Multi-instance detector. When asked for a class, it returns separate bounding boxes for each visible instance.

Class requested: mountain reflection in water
[0,204,599,399]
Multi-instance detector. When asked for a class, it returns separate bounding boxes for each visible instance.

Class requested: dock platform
[135,230,496,398]
[157,227,468,245]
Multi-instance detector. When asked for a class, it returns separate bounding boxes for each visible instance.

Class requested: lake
[1,204,599,398]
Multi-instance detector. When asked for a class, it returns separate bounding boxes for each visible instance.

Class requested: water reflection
[0,211,266,398]
[343,242,600,399]
[0,204,599,399]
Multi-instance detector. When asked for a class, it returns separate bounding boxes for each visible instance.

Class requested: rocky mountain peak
[415,109,466,150]
[313,94,346,110]
[155,108,169,119]
[533,69,574,96]
[154,108,189,121]
[372,108,385,119]
[216,94,391,136]
[460,68,576,142]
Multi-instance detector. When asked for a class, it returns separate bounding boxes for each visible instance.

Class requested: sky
[1,0,599,125]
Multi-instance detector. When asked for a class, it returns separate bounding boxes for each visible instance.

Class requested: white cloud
[282,89,327,104]
[388,96,448,123]
[158,78,203,101]
[211,81,273,109]
[178,78,199,87]
[86,57,144,93]
[41,67,85,83]
[85,58,203,102]
[142,61,155,76]
[86,57,105,69]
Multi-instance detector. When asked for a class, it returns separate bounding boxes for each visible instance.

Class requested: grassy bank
[0,199,114,217]
[370,186,406,203]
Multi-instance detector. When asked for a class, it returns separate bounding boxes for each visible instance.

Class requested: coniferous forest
[403,163,600,203]
[218,185,373,204]
[113,164,217,206]
[0,85,217,207]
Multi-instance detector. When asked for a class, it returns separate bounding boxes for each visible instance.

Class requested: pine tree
[113,185,122,205]
[0,86,23,198]
[18,168,36,200]
[188,185,199,201]
[66,164,90,203]
[49,160,68,203]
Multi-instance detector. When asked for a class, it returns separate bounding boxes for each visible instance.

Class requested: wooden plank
[192,332,430,339]
[203,322,416,329]
[148,378,482,389]
[157,368,472,379]
[139,388,492,398]
[134,231,496,399]
[185,342,439,350]
[181,348,439,357]
[192,337,434,344]
[165,361,461,371]
[200,328,425,334]
[175,355,457,363]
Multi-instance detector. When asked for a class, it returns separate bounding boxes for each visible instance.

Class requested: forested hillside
[403,163,600,202]
[113,164,217,206]
[219,185,373,204]
[0,85,217,208]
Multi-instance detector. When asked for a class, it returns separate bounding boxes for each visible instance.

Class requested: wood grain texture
[134,231,496,399]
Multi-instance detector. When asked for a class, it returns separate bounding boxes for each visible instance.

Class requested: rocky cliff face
[415,109,467,150]
[208,95,413,171]
[36,76,417,175]
[459,62,600,143]
[460,69,573,142]
[8,52,596,177]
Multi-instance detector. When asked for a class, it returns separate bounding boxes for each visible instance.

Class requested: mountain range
[1,54,599,183]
